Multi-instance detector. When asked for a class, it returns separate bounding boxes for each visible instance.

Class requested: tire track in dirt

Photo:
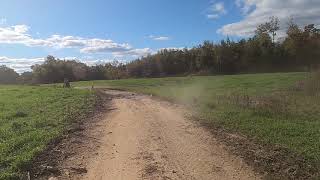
[80,90,261,180]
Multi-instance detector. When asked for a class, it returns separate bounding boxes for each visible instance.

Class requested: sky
[0,0,319,73]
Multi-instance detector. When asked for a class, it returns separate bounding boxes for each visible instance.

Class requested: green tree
[0,65,19,84]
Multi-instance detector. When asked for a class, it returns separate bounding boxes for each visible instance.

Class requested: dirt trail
[78,90,260,180]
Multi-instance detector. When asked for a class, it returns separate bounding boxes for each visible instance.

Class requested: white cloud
[207,14,220,19]
[148,35,170,41]
[218,0,320,37]
[0,56,45,73]
[207,2,227,20]
[158,47,185,51]
[154,36,170,41]
[83,59,113,66]
[112,48,153,57]
[212,2,227,14]
[0,24,151,57]
[80,41,132,54]
[235,0,255,14]
[13,25,29,33]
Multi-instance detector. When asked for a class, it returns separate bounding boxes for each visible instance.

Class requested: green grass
[72,72,320,165]
[0,85,96,179]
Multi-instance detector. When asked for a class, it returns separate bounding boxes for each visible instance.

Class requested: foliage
[31,56,89,84]
[0,66,19,84]
[29,57,128,84]
[256,16,280,43]
[122,18,319,77]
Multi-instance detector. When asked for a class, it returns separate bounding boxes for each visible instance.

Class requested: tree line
[1,17,319,84]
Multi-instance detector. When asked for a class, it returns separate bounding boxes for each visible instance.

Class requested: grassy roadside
[0,85,96,179]
[72,72,320,177]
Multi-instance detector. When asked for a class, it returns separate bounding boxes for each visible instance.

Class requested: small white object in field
[150,94,153,97]
[27,172,30,180]
[48,177,58,180]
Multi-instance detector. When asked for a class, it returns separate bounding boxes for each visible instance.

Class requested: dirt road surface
[74,90,260,180]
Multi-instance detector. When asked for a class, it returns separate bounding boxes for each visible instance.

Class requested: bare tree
[255,16,280,43]
[269,16,280,43]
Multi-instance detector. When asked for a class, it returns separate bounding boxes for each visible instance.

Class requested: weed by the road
[0,85,96,179]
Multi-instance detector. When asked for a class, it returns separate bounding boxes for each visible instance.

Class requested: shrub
[304,70,320,95]
[14,111,28,118]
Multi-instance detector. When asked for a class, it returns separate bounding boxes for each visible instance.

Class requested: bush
[14,111,28,118]
[0,65,19,84]
[304,71,320,95]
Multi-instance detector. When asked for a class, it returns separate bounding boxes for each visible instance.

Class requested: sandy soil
[76,90,260,180]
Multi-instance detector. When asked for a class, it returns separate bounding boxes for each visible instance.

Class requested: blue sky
[0,0,319,72]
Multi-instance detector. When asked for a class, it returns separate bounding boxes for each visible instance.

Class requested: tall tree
[256,16,280,43]
[268,16,280,43]
[0,66,19,84]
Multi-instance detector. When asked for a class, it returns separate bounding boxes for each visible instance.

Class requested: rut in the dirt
[80,90,260,180]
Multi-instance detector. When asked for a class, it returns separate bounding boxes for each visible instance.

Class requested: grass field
[0,86,96,179]
[2,72,318,178]
[72,72,320,166]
